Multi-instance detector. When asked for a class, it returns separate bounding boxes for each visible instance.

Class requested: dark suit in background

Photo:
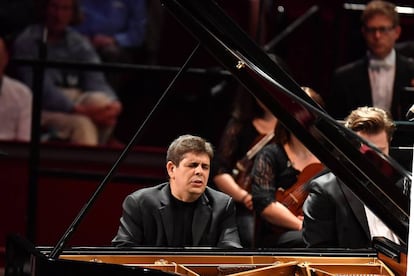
[329,53,414,121]
[302,172,372,248]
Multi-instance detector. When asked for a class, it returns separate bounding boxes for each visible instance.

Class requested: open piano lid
[160,0,411,244]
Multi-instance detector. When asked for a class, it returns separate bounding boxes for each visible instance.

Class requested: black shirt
[169,192,198,247]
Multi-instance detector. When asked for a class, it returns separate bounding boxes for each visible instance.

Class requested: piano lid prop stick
[48,43,202,260]
[406,145,414,275]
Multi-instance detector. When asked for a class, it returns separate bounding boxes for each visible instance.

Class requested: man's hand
[74,100,122,127]
[91,34,116,48]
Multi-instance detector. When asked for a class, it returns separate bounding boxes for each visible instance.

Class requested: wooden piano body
[5,235,406,276]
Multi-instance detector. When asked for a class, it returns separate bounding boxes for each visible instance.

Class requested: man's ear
[394,25,402,40]
[166,161,175,177]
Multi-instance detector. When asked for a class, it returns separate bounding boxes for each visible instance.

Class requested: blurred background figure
[75,0,147,63]
[251,87,325,248]
[328,0,414,121]
[12,0,122,146]
[0,36,32,142]
[210,54,292,248]
[303,106,402,248]
[211,88,277,248]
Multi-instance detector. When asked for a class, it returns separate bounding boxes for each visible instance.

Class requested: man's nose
[195,165,203,174]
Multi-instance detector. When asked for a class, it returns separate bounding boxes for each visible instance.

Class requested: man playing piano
[303,106,402,248]
[112,134,242,248]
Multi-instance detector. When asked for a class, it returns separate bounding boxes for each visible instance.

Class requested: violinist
[251,87,325,248]
[211,88,277,248]
[211,54,289,248]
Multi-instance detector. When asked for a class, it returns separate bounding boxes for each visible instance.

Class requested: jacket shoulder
[204,186,232,201]
[308,171,338,192]
[334,59,366,76]
[128,182,167,200]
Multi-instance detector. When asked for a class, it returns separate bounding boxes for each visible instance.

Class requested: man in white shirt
[0,37,32,142]
[329,0,414,121]
[303,106,403,248]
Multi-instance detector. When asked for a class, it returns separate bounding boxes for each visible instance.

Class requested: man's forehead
[181,152,210,162]
[365,14,393,25]
[356,130,389,151]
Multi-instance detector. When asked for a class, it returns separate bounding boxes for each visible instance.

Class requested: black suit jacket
[112,182,242,248]
[329,53,414,120]
[302,172,372,248]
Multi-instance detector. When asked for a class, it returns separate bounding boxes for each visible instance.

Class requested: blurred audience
[0,37,32,142]
[329,0,414,121]
[12,0,122,146]
[74,0,147,64]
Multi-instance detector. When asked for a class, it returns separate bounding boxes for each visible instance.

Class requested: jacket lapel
[159,185,174,245]
[392,55,407,119]
[340,182,371,240]
[192,194,212,246]
[362,59,374,105]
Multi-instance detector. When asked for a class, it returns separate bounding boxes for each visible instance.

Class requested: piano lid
[160,0,411,243]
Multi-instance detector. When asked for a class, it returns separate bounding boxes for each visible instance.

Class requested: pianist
[303,106,401,248]
[112,134,242,248]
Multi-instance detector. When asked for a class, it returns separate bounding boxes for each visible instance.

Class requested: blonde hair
[361,1,399,27]
[344,106,396,142]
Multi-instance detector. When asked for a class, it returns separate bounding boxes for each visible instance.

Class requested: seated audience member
[112,134,242,248]
[0,37,32,142]
[12,0,122,146]
[251,87,324,248]
[328,0,414,121]
[74,0,147,63]
[211,89,277,248]
[303,106,402,248]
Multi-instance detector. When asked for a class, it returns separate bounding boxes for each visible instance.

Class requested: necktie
[369,59,392,71]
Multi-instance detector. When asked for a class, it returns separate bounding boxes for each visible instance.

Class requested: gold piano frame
[61,253,399,275]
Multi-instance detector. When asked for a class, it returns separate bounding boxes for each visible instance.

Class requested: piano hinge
[236,61,245,69]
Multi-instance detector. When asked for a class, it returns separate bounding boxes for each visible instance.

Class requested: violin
[269,163,324,236]
[276,162,324,216]
[232,132,275,191]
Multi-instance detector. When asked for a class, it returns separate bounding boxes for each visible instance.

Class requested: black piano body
[5,0,412,275]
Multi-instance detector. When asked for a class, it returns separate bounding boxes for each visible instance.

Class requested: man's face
[357,130,389,155]
[167,152,210,202]
[362,14,401,59]
[46,0,74,35]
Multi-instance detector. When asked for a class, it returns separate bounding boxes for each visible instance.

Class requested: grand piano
[5,0,412,275]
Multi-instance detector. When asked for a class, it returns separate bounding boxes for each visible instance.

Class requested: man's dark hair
[166,135,214,165]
